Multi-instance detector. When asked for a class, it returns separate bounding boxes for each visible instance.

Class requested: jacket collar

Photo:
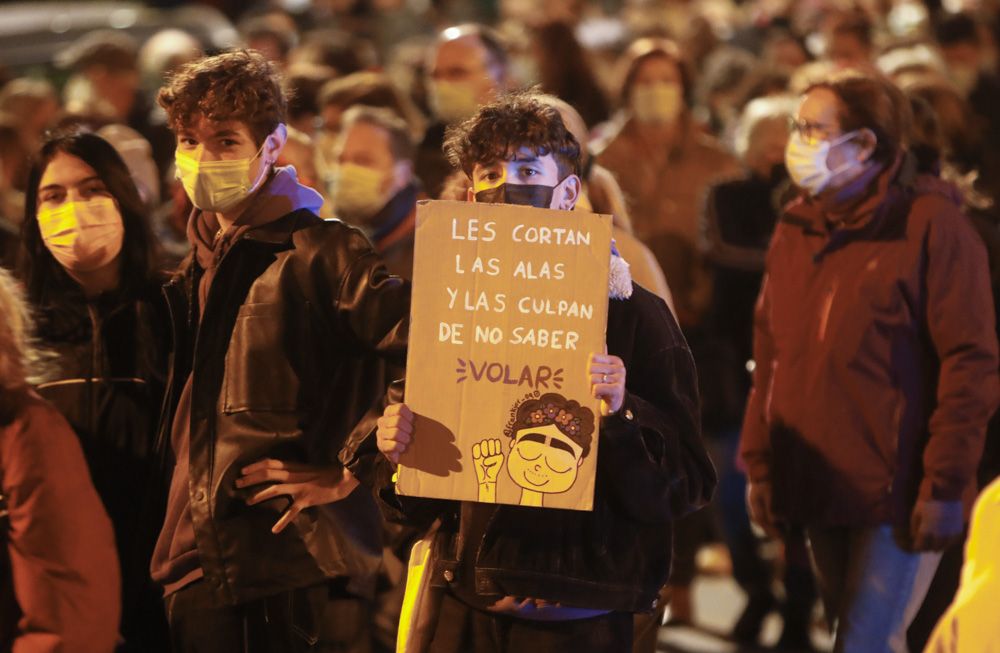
[622,113,695,162]
[187,166,325,268]
[783,151,915,236]
[370,181,421,246]
[241,210,320,245]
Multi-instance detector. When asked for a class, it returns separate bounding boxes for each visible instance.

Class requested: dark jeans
[166,579,371,653]
[427,593,632,653]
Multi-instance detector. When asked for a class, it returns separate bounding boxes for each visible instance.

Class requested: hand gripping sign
[396,200,612,510]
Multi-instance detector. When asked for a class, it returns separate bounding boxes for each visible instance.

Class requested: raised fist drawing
[472,439,504,503]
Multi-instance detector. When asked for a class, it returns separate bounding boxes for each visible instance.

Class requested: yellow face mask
[37,196,124,272]
[175,142,268,214]
[329,163,389,222]
[428,80,481,124]
[631,82,683,124]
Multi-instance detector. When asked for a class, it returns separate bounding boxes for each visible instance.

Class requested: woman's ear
[552,174,582,210]
[855,128,878,162]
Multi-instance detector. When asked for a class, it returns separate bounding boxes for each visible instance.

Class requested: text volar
[456,359,564,390]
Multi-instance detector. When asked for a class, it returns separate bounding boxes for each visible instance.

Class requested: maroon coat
[740,156,1000,532]
[1,391,120,653]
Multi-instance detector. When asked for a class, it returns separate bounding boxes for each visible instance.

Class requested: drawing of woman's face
[507,423,583,494]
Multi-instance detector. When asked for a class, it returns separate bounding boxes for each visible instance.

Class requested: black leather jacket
[345,284,716,613]
[160,209,409,605]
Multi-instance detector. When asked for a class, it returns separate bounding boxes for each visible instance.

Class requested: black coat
[700,173,787,428]
[33,280,171,652]
[345,283,716,612]
[161,209,409,605]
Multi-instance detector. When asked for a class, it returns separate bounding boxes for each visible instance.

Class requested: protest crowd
[3,0,1000,652]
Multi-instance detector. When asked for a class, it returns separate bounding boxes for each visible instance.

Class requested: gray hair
[731,94,799,160]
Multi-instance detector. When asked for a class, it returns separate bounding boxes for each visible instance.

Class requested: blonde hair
[0,267,45,393]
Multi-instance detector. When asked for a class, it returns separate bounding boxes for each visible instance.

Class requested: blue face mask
[784,130,863,195]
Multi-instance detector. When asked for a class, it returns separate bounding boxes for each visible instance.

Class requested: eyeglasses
[788,117,841,145]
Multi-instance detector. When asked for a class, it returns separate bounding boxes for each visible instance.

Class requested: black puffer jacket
[345,283,716,612]
[160,209,410,605]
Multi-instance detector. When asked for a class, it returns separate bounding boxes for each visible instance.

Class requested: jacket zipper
[86,303,101,437]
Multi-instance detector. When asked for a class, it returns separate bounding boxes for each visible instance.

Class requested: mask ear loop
[827,129,861,149]
[824,129,869,177]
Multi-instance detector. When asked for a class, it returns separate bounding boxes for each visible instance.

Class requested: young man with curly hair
[356,91,716,652]
[150,50,409,651]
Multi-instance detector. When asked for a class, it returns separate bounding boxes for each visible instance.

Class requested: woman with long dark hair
[18,130,171,653]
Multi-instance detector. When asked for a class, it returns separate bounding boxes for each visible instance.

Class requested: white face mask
[175,142,268,214]
[38,196,124,272]
[330,163,390,222]
[631,82,683,124]
[428,80,481,124]
[784,130,864,196]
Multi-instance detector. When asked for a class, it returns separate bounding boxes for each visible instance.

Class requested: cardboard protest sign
[397,199,612,511]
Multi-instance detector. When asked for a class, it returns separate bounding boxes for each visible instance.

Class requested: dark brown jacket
[740,156,1000,532]
[159,209,409,606]
[594,118,740,326]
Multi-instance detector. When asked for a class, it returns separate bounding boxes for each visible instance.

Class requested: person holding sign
[353,91,716,652]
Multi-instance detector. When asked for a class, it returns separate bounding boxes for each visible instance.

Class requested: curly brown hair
[443,89,581,180]
[157,50,286,145]
[504,392,595,458]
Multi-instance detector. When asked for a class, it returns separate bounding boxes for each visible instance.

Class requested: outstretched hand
[236,459,360,534]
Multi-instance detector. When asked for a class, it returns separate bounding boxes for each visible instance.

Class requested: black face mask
[474,183,555,209]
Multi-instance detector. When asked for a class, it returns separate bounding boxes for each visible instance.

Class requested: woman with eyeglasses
[739,71,999,651]
[18,130,171,653]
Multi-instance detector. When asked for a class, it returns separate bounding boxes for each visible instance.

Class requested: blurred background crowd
[2,0,1000,652]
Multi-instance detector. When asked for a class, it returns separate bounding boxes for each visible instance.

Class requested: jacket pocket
[223,302,303,413]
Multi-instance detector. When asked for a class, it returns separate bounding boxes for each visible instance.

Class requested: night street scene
[0,1,998,651]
